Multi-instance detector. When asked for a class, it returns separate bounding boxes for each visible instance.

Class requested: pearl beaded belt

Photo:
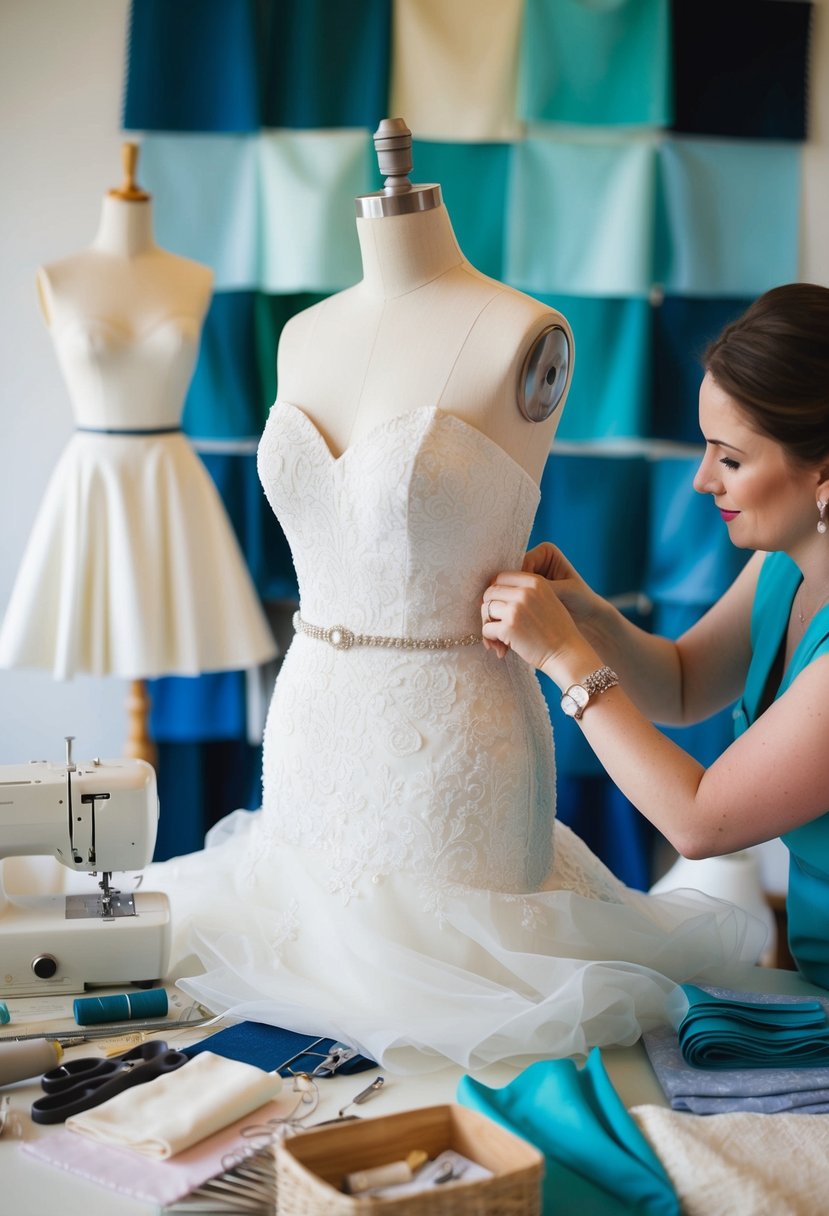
[292,611,480,652]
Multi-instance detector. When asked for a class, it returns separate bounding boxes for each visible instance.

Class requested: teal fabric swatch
[519,0,672,127]
[657,137,802,297]
[140,134,260,290]
[540,294,651,440]
[736,552,829,988]
[645,456,750,605]
[506,132,658,296]
[123,0,261,133]
[411,141,510,281]
[679,984,829,1069]
[183,291,262,440]
[458,1049,679,1216]
[261,0,391,129]
[258,130,373,292]
[530,451,649,598]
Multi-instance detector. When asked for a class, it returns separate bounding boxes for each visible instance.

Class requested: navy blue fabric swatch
[184,1020,376,1074]
[670,0,812,140]
[124,0,262,132]
[651,295,753,444]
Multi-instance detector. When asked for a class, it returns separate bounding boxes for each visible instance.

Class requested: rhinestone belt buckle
[325,625,355,650]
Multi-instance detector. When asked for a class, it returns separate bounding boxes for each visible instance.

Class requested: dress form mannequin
[277,119,573,484]
[0,144,276,762]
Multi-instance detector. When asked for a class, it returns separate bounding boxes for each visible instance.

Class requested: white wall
[0,0,131,764]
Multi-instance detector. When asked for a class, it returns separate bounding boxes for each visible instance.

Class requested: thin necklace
[796,582,829,631]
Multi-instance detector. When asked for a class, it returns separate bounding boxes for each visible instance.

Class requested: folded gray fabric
[643,985,829,1114]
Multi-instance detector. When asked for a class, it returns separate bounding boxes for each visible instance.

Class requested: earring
[819,501,828,535]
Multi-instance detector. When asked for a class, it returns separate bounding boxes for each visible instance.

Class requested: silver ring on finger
[486,599,497,623]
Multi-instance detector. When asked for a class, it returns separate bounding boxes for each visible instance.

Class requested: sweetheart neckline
[51,314,200,344]
[274,400,541,495]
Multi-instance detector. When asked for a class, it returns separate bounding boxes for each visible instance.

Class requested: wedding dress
[153,400,765,1072]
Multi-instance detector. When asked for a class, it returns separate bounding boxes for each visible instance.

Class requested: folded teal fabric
[458,1048,678,1216]
[679,984,829,1070]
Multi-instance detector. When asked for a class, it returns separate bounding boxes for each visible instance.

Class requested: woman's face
[693,372,819,554]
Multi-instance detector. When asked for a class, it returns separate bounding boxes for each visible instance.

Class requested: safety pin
[338,1074,385,1117]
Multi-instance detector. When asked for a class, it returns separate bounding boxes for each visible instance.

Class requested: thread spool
[73,988,168,1026]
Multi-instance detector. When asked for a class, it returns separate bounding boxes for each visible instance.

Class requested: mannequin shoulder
[276,288,363,376]
[445,274,574,420]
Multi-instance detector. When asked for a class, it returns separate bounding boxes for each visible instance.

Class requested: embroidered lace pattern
[256,403,558,905]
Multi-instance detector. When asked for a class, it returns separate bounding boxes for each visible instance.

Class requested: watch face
[561,684,589,717]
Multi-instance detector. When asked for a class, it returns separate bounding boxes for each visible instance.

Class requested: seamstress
[482,283,829,987]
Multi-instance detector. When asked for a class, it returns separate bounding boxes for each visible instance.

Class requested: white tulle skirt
[0,431,276,678]
[146,809,767,1074]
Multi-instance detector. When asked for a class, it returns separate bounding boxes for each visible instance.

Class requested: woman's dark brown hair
[703,283,829,467]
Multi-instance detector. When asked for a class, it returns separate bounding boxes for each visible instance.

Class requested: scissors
[31,1039,189,1125]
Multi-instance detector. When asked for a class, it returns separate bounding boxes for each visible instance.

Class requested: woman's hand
[481,569,591,681]
[522,544,601,634]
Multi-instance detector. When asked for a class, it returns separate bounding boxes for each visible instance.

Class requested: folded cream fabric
[632,1104,829,1216]
[65,1051,282,1159]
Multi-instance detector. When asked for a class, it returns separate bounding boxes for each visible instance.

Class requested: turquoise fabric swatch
[183,291,262,440]
[506,132,658,295]
[736,553,829,988]
[519,0,672,127]
[411,141,510,281]
[140,135,260,290]
[530,451,649,598]
[458,1049,679,1216]
[123,0,261,132]
[679,984,829,1069]
[645,456,750,605]
[261,0,391,129]
[657,137,802,297]
[258,130,372,292]
[540,294,651,440]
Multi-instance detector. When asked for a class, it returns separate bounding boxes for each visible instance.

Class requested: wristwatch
[560,666,619,720]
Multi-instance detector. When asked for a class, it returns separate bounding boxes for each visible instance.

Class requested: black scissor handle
[32,1045,187,1124]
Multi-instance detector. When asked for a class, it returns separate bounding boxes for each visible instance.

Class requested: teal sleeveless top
[733,552,829,986]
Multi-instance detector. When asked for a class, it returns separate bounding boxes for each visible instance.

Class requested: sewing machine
[0,738,170,996]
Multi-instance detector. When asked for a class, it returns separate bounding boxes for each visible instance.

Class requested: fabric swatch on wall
[530,450,649,599]
[670,0,812,141]
[261,0,391,129]
[507,132,659,296]
[183,291,262,440]
[519,0,672,127]
[258,130,372,292]
[651,295,752,444]
[390,0,524,140]
[139,135,260,289]
[645,456,750,607]
[543,294,652,442]
[254,292,331,413]
[410,140,510,280]
[657,138,801,297]
[195,448,298,601]
[123,0,261,132]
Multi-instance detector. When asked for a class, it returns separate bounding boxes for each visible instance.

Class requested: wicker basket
[274,1103,543,1215]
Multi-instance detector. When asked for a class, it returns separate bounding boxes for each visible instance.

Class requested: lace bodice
[255,402,556,901]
